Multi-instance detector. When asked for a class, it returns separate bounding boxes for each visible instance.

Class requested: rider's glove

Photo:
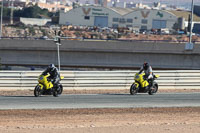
[148,75,153,79]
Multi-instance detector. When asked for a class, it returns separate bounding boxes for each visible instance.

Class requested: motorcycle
[34,74,64,97]
[130,73,159,95]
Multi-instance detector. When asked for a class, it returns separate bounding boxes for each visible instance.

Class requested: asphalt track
[0,92,200,110]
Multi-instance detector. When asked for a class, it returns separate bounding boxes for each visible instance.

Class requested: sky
[132,0,200,9]
[77,0,200,9]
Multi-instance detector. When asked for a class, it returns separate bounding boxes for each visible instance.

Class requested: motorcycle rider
[42,64,60,87]
[139,62,154,88]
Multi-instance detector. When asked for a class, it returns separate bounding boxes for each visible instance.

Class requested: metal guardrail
[0,70,200,90]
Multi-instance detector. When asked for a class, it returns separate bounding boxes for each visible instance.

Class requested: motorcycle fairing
[38,74,53,90]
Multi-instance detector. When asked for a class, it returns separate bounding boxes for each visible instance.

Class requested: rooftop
[110,7,200,21]
[109,7,135,15]
[169,10,200,21]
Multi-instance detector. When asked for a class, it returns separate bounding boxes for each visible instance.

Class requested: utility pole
[0,0,3,39]
[189,0,194,44]
[10,0,14,25]
[185,0,194,50]
[56,0,58,13]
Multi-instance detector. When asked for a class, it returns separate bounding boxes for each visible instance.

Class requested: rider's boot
[148,79,153,90]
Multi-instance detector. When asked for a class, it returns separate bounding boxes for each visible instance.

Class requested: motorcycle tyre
[58,84,63,95]
[52,87,58,97]
[148,83,158,95]
[34,85,41,97]
[130,84,138,95]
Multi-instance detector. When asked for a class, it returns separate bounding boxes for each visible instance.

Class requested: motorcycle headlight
[135,75,139,79]
[39,76,43,80]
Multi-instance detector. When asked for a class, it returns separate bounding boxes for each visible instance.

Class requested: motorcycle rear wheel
[34,85,41,97]
[130,84,138,95]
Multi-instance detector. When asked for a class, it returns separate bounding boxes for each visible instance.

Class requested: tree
[14,4,51,18]
[0,4,54,20]
[0,7,11,17]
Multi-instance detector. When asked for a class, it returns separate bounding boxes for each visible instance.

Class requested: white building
[37,0,46,3]
[123,9,177,30]
[20,17,51,26]
[59,5,179,30]
[60,6,122,27]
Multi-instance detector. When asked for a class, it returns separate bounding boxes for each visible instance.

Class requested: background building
[37,2,72,12]
[194,5,200,17]
[60,5,122,27]
[123,9,177,30]
[20,17,51,26]
[59,5,200,31]
[94,0,108,7]
[59,5,177,30]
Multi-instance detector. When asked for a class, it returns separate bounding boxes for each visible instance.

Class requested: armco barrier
[0,70,200,90]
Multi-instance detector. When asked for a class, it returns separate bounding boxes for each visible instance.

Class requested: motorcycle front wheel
[34,85,41,97]
[57,84,63,95]
[148,83,158,95]
[130,84,138,95]
[53,84,63,97]
[53,87,58,97]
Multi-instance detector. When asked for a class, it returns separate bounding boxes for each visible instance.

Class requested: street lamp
[56,43,61,72]
[185,0,194,50]
[54,30,61,72]
[56,42,61,72]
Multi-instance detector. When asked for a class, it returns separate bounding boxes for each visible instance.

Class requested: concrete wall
[0,39,200,70]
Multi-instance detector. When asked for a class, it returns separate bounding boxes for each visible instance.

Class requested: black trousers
[144,75,153,87]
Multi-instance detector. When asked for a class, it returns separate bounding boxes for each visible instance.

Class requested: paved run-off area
[0,89,200,133]
[0,90,200,109]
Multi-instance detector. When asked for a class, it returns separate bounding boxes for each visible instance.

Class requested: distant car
[39,36,49,40]
[177,31,185,35]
